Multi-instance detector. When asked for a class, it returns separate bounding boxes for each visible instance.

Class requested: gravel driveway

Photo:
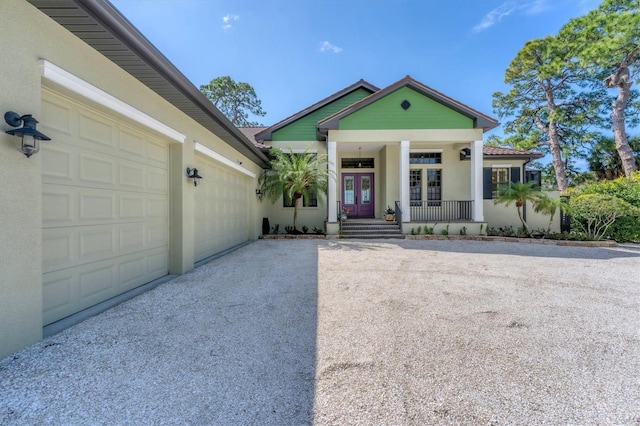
[1,239,639,425]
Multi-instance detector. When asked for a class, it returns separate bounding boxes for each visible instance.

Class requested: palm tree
[494,181,541,233]
[259,146,332,230]
[533,194,565,235]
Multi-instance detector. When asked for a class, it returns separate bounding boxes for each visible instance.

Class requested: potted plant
[341,207,349,221]
[384,206,395,221]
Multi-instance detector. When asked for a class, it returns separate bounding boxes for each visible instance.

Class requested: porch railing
[337,200,342,232]
[409,200,474,222]
[394,200,402,225]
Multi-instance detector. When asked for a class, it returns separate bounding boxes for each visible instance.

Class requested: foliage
[493,181,542,232]
[559,0,640,177]
[492,35,607,192]
[312,226,324,235]
[586,135,640,180]
[568,193,635,240]
[533,193,567,235]
[416,225,422,235]
[199,76,266,126]
[259,146,332,230]
[440,224,449,236]
[459,226,467,236]
[385,206,395,215]
[302,225,309,234]
[425,226,435,235]
[271,224,280,235]
[578,171,640,207]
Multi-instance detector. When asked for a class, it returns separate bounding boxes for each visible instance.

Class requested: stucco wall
[0,0,265,358]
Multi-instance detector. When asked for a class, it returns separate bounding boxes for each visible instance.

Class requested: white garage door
[40,89,170,325]
[194,154,249,262]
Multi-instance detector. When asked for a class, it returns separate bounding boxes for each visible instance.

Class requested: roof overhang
[28,0,268,165]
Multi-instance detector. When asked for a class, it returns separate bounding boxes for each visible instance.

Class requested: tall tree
[200,76,266,127]
[559,0,640,177]
[493,36,605,193]
[258,147,332,231]
[586,135,640,180]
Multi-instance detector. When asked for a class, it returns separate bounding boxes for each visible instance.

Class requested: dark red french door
[342,173,374,217]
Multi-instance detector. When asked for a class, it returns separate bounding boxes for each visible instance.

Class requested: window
[426,169,442,205]
[283,187,318,208]
[410,170,422,206]
[409,169,442,206]
[492,167,510,198]
[341,158,374,168]
[410,152,441,164]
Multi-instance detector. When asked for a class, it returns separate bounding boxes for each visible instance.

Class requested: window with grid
[410,152,441,164]
[491,168,510,198]
[426,169,442,205]
[410,170,422,206]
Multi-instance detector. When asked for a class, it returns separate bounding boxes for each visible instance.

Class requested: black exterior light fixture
[186,167,203,186]
[4,111,51,158]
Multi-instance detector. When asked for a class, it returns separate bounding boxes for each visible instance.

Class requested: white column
[471,139,484,222]
[400,140,410,222]
[327,141,337,222]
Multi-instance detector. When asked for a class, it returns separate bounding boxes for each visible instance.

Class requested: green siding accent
[339,87,473,130]
[272,88,372,141]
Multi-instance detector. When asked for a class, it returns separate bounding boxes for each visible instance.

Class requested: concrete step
[340,219,403,239]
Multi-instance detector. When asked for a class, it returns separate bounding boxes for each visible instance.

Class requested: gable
[272,88,373,141]
[338,87,474,130]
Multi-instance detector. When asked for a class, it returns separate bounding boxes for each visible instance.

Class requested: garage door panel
[43,184,168,227]
[42,89,169,325]
[43,221,167,273]
[43,246,168,325]
[194,155,249,262]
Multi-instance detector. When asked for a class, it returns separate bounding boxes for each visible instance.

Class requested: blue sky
[110,0,601,137]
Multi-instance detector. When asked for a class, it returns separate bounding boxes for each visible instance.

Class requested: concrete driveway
[1,239,639,425]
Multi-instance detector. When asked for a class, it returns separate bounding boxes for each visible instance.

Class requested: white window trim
[491,164,512,168]
[40,60,186,143]
[410,149,443,153]
[195,142,256,178]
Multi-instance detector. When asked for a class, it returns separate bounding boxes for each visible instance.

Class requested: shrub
[579,171,640,207]
[569,194,636,241]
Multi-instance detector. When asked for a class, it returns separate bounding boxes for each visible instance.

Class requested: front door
[342,173,374,217]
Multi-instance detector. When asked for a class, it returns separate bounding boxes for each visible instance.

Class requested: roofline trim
[40,59,186,143]
[195,142,257,178]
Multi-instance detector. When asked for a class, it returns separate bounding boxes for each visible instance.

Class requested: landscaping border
[405,235,617,247]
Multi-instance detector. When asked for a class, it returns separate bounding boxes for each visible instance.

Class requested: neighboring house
[244,76,549,235]
[0,0,269,358]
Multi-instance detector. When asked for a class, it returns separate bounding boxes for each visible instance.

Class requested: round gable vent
[401,100,411,110]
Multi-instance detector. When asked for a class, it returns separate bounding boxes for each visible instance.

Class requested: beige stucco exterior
[0,0,266,358]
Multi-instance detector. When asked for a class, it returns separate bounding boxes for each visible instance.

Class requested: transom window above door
[341,158,374,168]
[410,152,441,164]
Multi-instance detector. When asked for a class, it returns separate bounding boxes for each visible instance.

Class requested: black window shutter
[526,170,542,188]
[510,167,521,183]
[483,168,492,199]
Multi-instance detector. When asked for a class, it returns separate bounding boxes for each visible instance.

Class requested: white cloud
[221,14,239,30]
[320,41,343,54]
[471,0,549,33]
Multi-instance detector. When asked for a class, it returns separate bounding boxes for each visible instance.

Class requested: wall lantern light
[255,188,263,196]
[4,111,51,158]
[186,167,203,186]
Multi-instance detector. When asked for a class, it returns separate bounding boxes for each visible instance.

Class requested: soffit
[28,0,267,165]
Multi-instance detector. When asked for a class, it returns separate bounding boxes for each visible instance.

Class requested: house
[0,0,269,358]
[0,0,554,358]
[245,77,550,235]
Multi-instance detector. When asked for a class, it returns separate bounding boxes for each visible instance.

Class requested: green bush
[609,211,640,243]
[569,193,637,241]
[579,171,640,207]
